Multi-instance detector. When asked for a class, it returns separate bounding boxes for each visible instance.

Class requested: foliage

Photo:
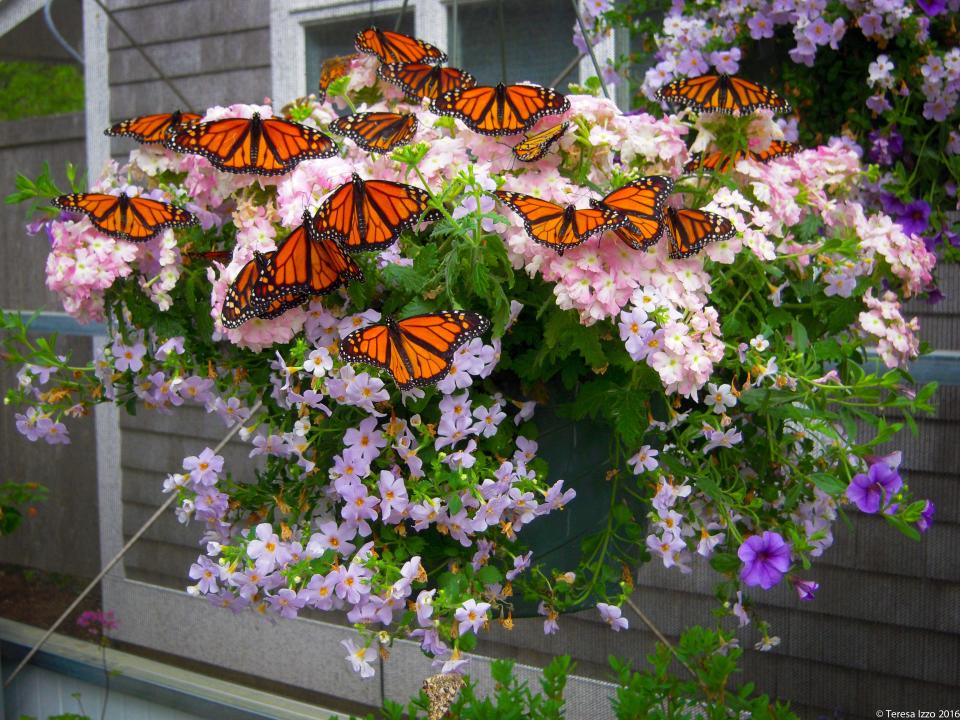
[0,62,84,120]
[337,627,799,720]
[601,0,960,262]
[1,47,937,684]
[0,481,48,536]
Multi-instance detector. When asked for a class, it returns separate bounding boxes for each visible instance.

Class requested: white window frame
[269,0,614,108]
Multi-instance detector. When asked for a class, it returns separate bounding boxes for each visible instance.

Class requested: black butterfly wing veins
[339,311,490,390]
[665,207,736,259]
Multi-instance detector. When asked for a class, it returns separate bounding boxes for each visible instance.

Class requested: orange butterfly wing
[252,213,363,309]
[657,74,791,115]
[221,252,305,327]
[512,122,568,162]
[328,112,418,153]
[377,62,477,101]
[591,176,673,250]
[104,110,202,144]
[339,311,490,389]
[53,193,197,242]
[665,207,735,259]
[494,190,622,255]
[685,141,801,173]
[165,113,336,176]
[751,139,801,162]
[432,83,569,136]
[315,174,435,252]
[355,26,446,65]
[318,54,357,101]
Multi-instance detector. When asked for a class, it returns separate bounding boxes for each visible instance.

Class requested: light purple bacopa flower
[738,531,792,590]
[597,602,629,631]
[845,461,903,514]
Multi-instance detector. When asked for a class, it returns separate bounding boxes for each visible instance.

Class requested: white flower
[749,334,770,351]
[705,383,737,414]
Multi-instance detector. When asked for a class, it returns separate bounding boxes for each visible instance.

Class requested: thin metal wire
[89,0,193,111]
[394,0,410,32]
[570,0,610,100]
[44,0,84,65]
[550,52,586,89]
[2,399,263,689]
[622,595,710,694]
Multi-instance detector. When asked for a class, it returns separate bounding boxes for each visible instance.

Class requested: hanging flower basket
[2,36,939,679]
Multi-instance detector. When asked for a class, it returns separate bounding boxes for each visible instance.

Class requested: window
[304,11,416,94]
[447,0,578,88]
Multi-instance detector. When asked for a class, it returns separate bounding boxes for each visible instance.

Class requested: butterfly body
[378,62,476,102]
[221,251,308,328]
[656,74,791,115]
[512,122,569,162]
[318,54,357,101]
[590,176,675,251]
[104,110,202,144]
[684,140,801,174]
[355,26,446,65]
[328,112,418,153]
[432,82,569,136]
[252,210,363,309]
[664,206,735,259]
[494,190,623,255]
[315,174,436,252]
[53,192,197,242]
[339,311,490,389]
[165,112,336,175]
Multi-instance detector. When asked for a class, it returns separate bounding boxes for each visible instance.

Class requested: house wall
[0,112,101,579]
[40,1,960,718]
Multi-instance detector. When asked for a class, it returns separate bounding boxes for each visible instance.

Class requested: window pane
[448,0,577,88]
[305,12,416,95]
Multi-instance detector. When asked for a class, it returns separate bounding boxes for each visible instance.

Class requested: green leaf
[475,564,503,585]
[709,552,741,574]
[790,318,809,352]
[809,472,846,495]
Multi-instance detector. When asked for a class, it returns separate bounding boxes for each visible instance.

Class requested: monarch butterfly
[318,54,358,101]
[589,176,674,251]
[355,26,446,65]
[494,190,624,255]
[432,83,569,136]
[184,249,233,264]
[684,140,802,174]
[339,311,490,390]
[221,252,308,328]
[104,110,203,144]
[512,122,569,163]
[656,74,792,115]
[315,173,438,253]
[328,112,418,153]
[664,207,735,259]
[164,112,337,176]
[377,62,477,102]
[252,210,363,308]
[52,192,197,242]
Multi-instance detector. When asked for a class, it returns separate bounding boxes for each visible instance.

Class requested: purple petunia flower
[897,200,932,236]
[917,0,946,16]
[846,462,903,514]
[738,531,792,589]
[917,500,936,532]
[790,577,819,601]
